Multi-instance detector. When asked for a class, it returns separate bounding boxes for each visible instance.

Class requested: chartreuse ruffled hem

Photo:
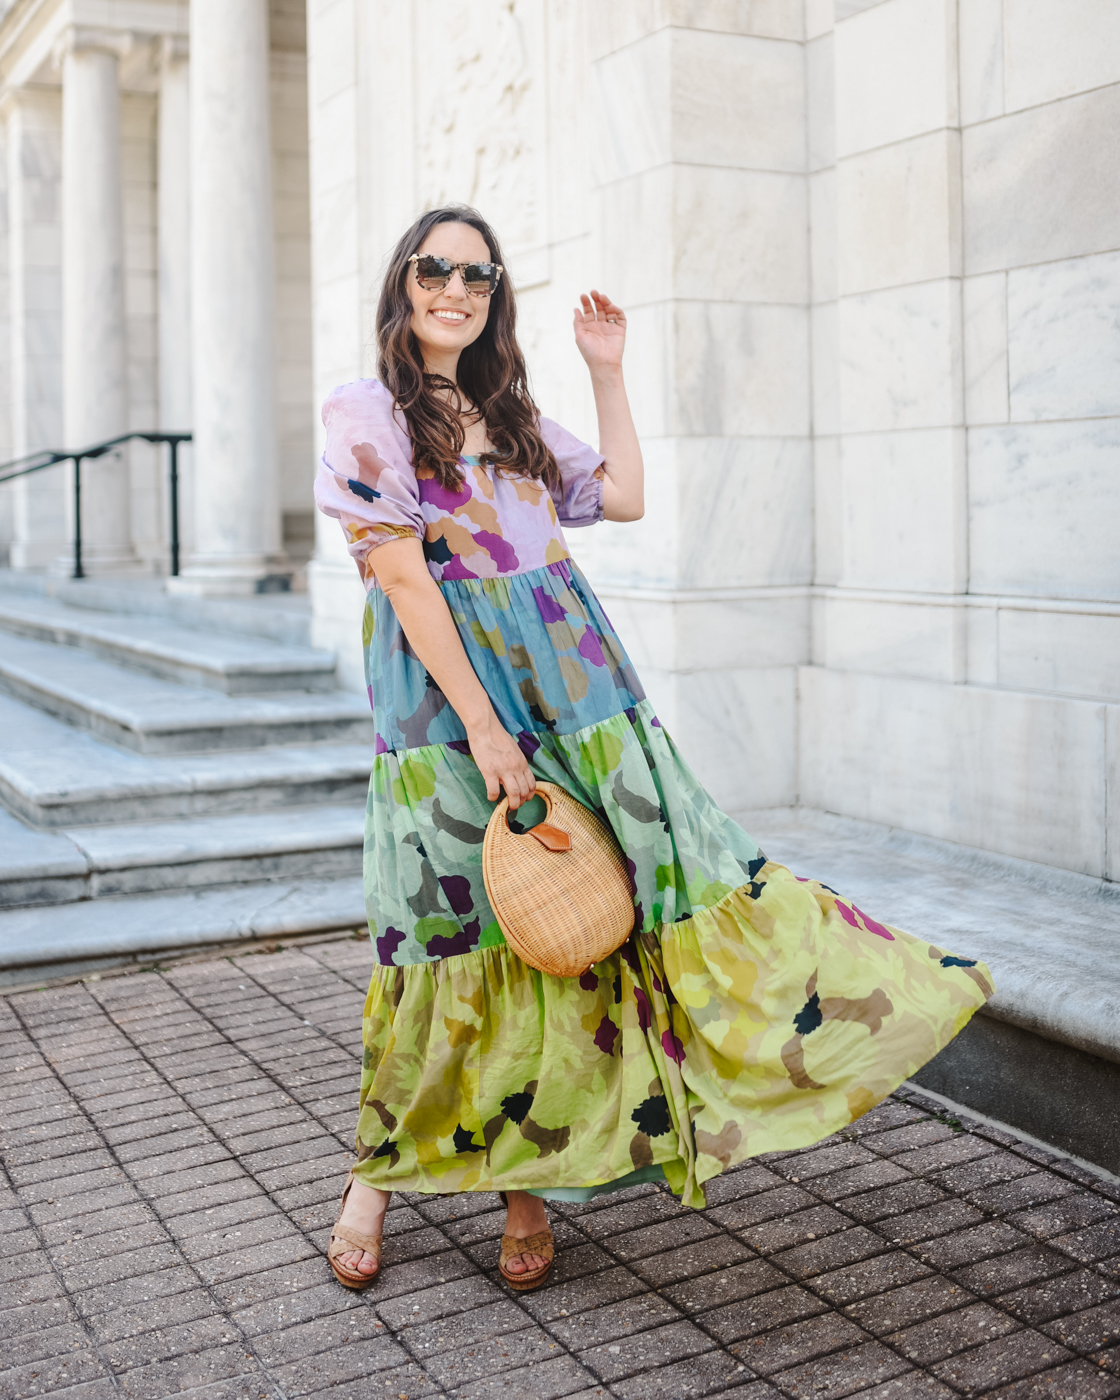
[354,641,993,1206]
[353,859,993,1208]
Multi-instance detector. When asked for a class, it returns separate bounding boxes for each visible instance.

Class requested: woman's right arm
[367,538,536,810]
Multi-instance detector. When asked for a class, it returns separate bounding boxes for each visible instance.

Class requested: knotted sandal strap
[499,1227,555,1292]
[328,1172,384,1291]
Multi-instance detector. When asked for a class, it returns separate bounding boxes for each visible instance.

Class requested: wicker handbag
[481,781,635,978]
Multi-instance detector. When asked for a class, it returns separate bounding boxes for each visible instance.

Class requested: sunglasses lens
[415,256,451,290]
[463,264,496,295]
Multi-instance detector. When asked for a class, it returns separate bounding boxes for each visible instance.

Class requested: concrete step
[0,569,314,647]
[0,592,336,694]
[0,692,374,826]
[0,875,366,989]
[0,803,364,907]
[0,630,371,753]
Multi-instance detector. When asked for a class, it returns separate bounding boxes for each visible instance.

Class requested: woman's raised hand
[467,711,536,811]
[573,290,626,370]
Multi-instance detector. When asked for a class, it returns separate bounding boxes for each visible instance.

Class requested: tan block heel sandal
[499,1228,555,1291]
[328,1172,383,1291]
[497,1193,555,1291]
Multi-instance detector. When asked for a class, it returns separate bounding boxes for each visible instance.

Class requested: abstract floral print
[314,379,995,1206]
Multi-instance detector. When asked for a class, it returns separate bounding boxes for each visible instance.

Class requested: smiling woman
[313,204,993,1298]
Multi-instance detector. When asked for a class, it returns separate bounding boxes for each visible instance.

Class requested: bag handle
[494,781,572,852]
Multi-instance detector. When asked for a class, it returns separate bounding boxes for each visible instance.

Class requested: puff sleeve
[313,380,425,588]
[539,415,605,528]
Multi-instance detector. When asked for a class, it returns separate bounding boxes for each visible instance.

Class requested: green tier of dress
[350,568,992,1209]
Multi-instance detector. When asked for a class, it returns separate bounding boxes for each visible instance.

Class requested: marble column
[4,88,64,569]
[170,0,283,596]
[157,35,193,559]
[56,25,137,573]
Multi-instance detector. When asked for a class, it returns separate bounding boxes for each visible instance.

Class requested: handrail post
[168,438,181,576]
[72,455,84,579]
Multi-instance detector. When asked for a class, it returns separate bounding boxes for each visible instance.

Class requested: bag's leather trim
[528,823,571,852]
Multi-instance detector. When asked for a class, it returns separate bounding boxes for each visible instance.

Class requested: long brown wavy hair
[376,206,559,492]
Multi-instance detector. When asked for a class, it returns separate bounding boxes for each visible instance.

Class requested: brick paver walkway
[3,939,1120,1400]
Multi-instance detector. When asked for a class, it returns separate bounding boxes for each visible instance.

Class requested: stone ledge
[0,592,336,694]
[0,875,365,987]
[743,807,1120,1069]
[0,568,314,646]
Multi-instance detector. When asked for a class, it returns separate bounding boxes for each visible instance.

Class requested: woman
[315,205,993,1293]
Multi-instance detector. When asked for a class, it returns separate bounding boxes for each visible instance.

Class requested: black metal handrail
[0,432,192,579]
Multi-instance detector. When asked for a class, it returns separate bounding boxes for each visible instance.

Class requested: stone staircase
[0,573,371,986]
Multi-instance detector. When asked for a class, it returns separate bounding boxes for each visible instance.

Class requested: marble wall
[304,0,814,815]
[307,0,1120,877]
[804,0,1120,879]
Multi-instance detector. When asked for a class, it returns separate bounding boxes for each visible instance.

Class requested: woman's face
[407,221,493,371]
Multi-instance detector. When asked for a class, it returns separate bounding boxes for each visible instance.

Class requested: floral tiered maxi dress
[315,380,993,1210]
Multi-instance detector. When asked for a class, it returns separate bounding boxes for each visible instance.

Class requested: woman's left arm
[574,290,644,522]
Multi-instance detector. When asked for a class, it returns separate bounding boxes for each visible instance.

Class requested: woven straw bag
[481,781,636,978]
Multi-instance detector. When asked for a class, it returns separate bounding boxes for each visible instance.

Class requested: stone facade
[0,0,1117,881]
[0,0,314,584]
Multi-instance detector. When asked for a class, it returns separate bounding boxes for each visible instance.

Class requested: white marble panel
[838,281,962,433]
[607,165,807,308]
[806,0,834,41]
[840,428,966,592]
[811,299,839,435]
[958,0,1003,126]
[616,302,673,441]
[571,436,679,589]
[962,273,1008,426]
[590,30,671,184]
[666,665,798,811]
[963,85,1120,274]
[1008,250,1120,423]
[545,1,593,248]
[1003,0,1120,112]
[837,129,961,295]
[1108,705,1120,882]
[806,33,834,173]
[307,88,358,198]
[675,302,811,437]
[588,0,804,58]
[598,166,673,311]
[998,608,1120,702]
[818,594,961,681]
[966,603,999,685]
[835,0,888,15]
[813,435,842,586]
[672,29,806,173]
[413,0,548,258]
[576,435,812,591]
[308,557,366,692]
[311,275,363,387]
[598,591,809,672]
[799,667,1107,875]
[809,168,837,303]
[678,437,814,588]
[309,181,359,286]
[969,421,1120,601]
[305,0,357,105]
[835,0,956,158]
[672,167,809,305]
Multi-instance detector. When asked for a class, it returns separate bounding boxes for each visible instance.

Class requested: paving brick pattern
[2,938,1120,1400]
